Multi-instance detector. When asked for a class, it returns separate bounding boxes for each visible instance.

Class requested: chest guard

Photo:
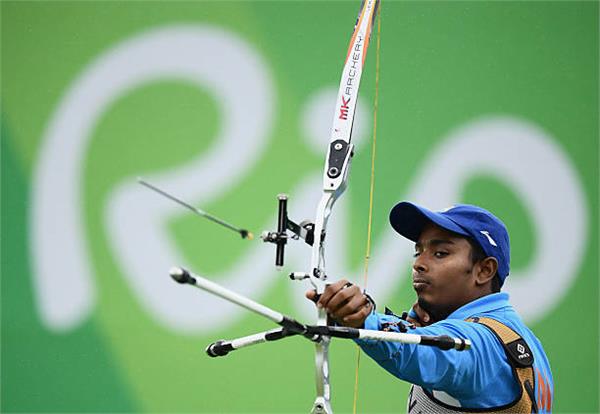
[407,317,538,414]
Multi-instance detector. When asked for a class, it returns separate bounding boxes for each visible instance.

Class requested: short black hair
[467,237,501,293]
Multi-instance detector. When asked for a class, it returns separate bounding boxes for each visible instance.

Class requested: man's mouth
[412,277,430,291]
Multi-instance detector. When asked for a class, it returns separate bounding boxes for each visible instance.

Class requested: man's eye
[413,252,421,258]
[434,251,449,258]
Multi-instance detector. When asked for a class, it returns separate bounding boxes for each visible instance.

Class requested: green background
[2,1,598,412]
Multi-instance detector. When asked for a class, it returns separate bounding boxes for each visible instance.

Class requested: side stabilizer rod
[206,327,299,357]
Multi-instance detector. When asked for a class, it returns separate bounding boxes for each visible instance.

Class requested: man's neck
[419,290,493,323]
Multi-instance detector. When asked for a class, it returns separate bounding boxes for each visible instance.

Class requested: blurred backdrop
[2,1,598,412]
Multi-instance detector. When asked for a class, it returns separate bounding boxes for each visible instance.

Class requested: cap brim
[389,202,469,242]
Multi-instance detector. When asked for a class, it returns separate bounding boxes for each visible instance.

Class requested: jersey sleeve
[356,312,517,401]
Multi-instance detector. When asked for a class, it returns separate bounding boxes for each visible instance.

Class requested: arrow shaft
[138,178,250,238]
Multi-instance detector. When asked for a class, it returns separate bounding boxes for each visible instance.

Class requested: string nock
[169,267,196,285]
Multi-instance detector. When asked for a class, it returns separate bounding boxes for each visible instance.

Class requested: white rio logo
[31,25,588,334]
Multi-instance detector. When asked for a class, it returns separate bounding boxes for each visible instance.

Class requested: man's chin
[414,289,432,303]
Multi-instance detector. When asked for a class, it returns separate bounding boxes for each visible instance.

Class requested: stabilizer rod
[206,327,299,357]
[169,267,472,352]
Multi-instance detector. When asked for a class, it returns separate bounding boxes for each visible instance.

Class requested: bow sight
[261,138,354,272]
[260,194,318,272]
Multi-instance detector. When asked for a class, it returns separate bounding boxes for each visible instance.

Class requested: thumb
[413,303,431,324]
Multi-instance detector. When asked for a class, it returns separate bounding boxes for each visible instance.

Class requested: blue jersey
[356,293,554,412]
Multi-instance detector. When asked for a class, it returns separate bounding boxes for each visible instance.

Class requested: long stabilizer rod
[138,178,253,240]
[169,267,472,352]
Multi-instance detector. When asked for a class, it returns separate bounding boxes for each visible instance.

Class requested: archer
[307,202,554,413]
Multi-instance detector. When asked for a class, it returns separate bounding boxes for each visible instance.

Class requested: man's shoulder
[453,310,551,368]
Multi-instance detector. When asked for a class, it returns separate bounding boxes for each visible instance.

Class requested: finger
[326,285,361,313]
[406,316,421,327]
[342,303,373,328]
[317,279,350,308]
[305,289,318,301]
[331,293,368,320]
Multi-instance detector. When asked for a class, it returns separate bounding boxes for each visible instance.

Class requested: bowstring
[353,2,382,413]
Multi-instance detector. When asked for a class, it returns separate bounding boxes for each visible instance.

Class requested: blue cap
[389,202,510,285]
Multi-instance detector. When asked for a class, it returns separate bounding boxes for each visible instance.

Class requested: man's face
[412,222,477,321]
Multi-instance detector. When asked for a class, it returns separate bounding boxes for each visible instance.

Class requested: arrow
[138,178,253,240]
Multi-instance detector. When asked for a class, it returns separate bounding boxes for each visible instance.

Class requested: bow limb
[309,0,380,290]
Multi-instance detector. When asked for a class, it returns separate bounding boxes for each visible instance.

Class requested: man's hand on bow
[407,301,433,327]
[305,279,373,328]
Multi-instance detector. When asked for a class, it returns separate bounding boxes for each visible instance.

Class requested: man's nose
[413,255,428,273]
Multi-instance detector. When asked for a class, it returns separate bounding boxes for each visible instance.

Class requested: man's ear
[475,257,498,287]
